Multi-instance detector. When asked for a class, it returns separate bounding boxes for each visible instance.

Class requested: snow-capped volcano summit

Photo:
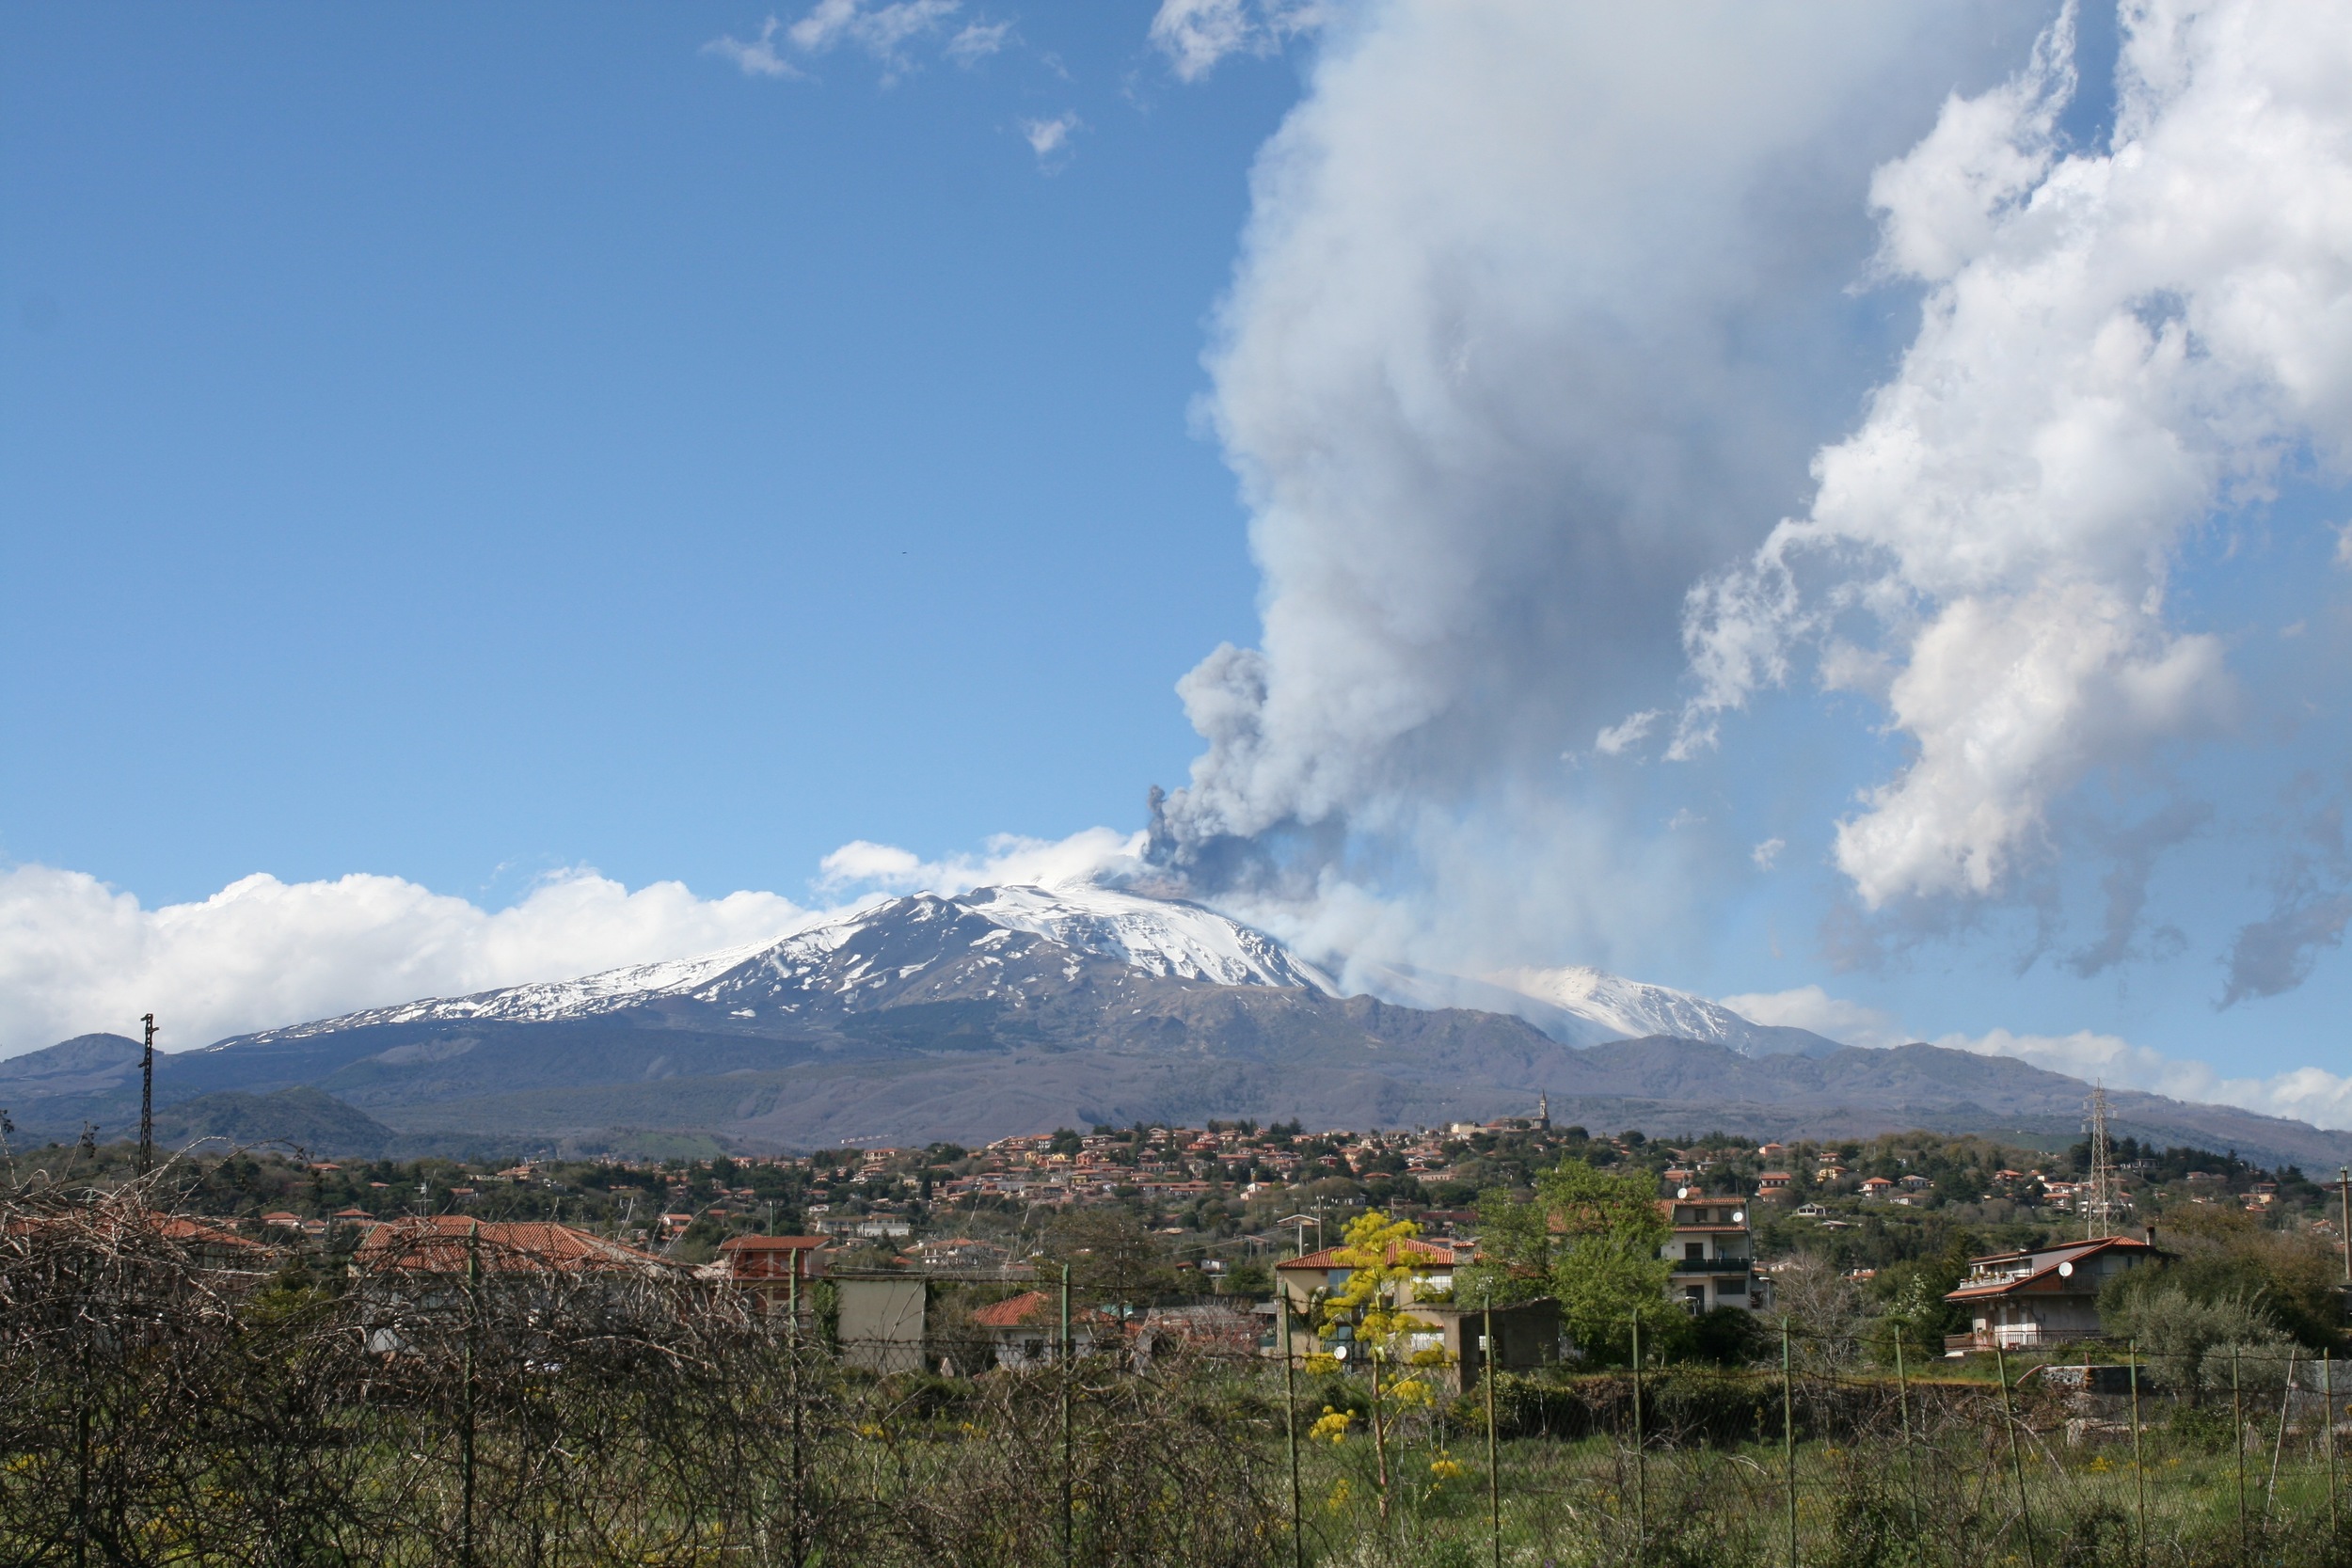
[237,881,1334,1043]
[233,879,1833,1059]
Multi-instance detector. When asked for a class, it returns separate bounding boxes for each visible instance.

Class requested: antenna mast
[2084,1083,2115,1241]
[138,1013,156,1177]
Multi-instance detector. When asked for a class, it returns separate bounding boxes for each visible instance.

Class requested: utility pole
[2338,1167,2349,1291]
[137,1013,156,1177]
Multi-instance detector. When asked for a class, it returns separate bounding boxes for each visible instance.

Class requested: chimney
[2144,1223,2157,1248]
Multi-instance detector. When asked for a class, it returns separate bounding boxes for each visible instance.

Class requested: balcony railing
[1668,1258,1755,1275]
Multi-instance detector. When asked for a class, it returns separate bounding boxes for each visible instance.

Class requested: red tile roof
[971,1289,1054,1329]
[356,1217,687,1276]
[1,1209,267,1257]
[1276,1239,1454,1272]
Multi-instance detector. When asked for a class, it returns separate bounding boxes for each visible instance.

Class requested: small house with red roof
[1272,1238,1458,1319]
[964,1289,1107,1370]
[1272,1238,1459,1364]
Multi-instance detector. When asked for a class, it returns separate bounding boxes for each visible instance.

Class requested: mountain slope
[4,882,2343,1166]
[150,1086,397,1158]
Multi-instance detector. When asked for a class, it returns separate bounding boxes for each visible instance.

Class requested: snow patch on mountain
[229,924,834,1042]
[1486,966,1845,1057]
[234,882,1331,1041]
[963,883,1334,991]
[1351,962,1844,1057]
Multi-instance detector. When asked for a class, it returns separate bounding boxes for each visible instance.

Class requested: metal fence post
[72,1338,89,1568]
[1996,1345,2038,1568]
[1782,1317,1798,1568]
[2233,1343,2246,1563]
[1894,1328,1920,1545]
[2266,1347,2296,1521]
[1631,1313,1645,1567]
[788,1264,803,1568]
[2130,1340,2147,1568]
[1060,1262,1073,1568]
[1281,1292,1303,1568]
[2328,1350,2340,1542]
[1485,1288,1501,1568]
[463,1220,479,1568]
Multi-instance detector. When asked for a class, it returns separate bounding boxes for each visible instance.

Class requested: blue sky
[3,2,1277,904]
[7,1,2352,1132]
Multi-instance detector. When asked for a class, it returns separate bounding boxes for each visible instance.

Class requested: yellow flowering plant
[1313,1209,1455,1525]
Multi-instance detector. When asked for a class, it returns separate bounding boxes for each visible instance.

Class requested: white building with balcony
[1660,1191,1763,1313]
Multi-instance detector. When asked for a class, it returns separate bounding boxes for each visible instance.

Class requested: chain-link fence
[8,1182,2352,1566]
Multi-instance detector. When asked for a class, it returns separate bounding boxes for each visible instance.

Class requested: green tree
[1454,1157,1673,1363]
[1041,1208,1176,1308]
[1451,1185,1551,1308]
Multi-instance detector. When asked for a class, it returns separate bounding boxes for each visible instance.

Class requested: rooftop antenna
[2084,1083,2116,1241]
[138,1013,156,1177]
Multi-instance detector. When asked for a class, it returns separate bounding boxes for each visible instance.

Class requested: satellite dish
[2058,1260,2074,1277]
[1677,1187,1691,1198]
[1732,1211,1745,1224]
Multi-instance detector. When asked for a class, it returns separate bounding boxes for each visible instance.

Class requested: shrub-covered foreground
[8,1185,2352,1565]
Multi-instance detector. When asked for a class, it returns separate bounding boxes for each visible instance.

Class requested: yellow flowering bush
[1388,1377,1434,1409]
[1429,1450,1465,1481]
[1309,1407,1355,1444]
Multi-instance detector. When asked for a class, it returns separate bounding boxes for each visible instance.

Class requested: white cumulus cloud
[1941,1026,2352,1132]
[945,20,1010,66]
[816,828,1144,897]
[1680,0,2352,909]
[1148,0,1326,83]
[0,826,1153,1061]
[1021,112,1081,166]
[0,864,814,1059]
[707,0,993,82]
[704,17,806,79]
[1724,989,2352,1130]
[1593,710,1661,758]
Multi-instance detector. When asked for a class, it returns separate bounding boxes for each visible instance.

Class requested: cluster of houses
[45,1114,2210,1380]
[929,1121,1540,1205]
